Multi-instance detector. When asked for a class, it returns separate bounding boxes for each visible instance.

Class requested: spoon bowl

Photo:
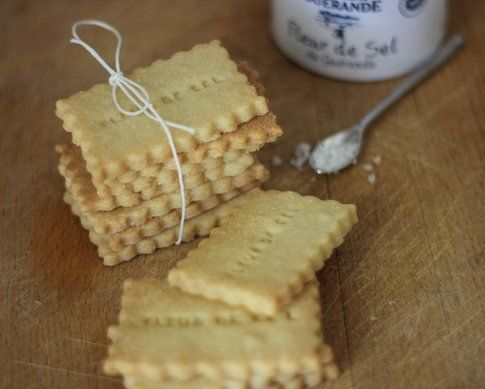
[309,125,364,174]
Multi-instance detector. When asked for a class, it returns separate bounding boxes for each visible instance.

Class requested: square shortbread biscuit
[57,142,257,211]
[62,62,281,187]
[123,374,337,389]
[124,376,236,389]
[65,189,262,265]
[104,278,337,384]
[86,186,254,251]
[56,41,269,179]
[61,158,269,233]
[68,181,260,251]
[101,152,254,198]
[168,190,357,316]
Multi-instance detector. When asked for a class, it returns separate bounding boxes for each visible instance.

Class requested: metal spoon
[309,34,465,175]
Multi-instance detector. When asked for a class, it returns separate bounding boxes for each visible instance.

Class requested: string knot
[108,72,124,86]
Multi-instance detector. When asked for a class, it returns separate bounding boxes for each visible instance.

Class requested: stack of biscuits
[104,190,358,388]
[55,41,283,265]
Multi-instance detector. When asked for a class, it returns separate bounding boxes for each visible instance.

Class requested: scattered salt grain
[372,155,382,166]
[403,327,413,338]
[367,173,376,184]
[271,155,283,167]
[290,142,311,170]
[363,163,373,172]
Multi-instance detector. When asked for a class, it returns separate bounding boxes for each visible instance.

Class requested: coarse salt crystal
[367,173,376,184]
[271,155,283,167]
[363,163,373,172]
[290,142,311,170]
[372,155,382,166]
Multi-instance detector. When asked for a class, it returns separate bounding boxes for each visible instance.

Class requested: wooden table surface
[1,1,484,388]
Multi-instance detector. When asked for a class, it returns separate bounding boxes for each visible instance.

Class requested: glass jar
[271,0,448,82]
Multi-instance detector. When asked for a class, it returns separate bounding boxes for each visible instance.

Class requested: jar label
[272,0,446,81]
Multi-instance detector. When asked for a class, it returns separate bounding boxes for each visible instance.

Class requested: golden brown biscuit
[169,190,357,315]
[56,41,269,180]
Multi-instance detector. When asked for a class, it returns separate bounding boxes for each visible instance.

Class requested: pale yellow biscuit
[119,278,259,325]
[59,149,267,213]
[113,147,247,185]
[104,278,337,384]
[106,150,254,194]
[123,372,338,389]
[57,142,256,208]
[168,190,357,316]
[124,376,235,389]
[61,161,269,234]
[124,154,254,196]
[77,182,261,251]
[161,111,280,172]
[56,41,269,180]
[100,63,280,189]
[65,189,260,266]
[100,111,281,185]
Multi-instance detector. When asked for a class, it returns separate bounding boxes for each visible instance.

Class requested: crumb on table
[367,173,376,184]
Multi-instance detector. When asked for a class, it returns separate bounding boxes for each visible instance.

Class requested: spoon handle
[358,34,465,130]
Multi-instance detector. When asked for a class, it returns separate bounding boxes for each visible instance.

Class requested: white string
[70,19,194,244]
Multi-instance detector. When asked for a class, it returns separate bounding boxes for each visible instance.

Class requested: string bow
[71,19,194,244]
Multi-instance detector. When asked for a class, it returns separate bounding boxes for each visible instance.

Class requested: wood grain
[1,1,484,388]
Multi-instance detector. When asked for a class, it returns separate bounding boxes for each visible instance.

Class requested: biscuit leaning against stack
[104,190,358,388]
[55,41,283,265]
